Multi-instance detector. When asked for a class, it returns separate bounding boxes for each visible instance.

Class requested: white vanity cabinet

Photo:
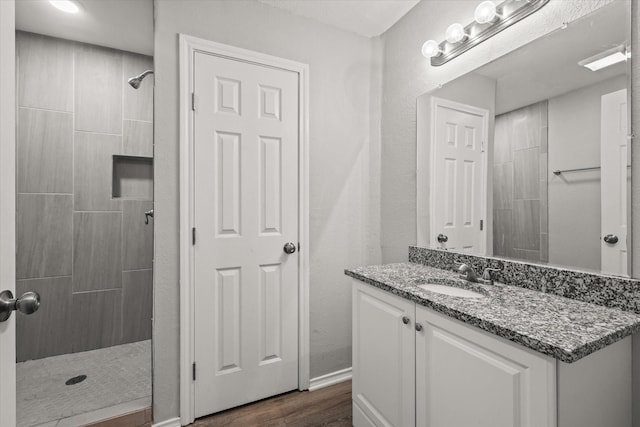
[351,279,632,427]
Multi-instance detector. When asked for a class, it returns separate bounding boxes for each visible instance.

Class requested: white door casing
[0,0,16,424]
[179,35,310,425]
[601,89,629,276]
[193,51,298,416]
[430,97,489,254]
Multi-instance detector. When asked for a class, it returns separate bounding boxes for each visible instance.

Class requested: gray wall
[380,0,616,263]
[153,0,381,422]
[15,32,154,362]
[493,101,549,263]
[548,75,627,271]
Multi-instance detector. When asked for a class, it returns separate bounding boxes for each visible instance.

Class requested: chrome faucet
[458,264,501,285]
[457,264,479,282]
[481,268,501,286]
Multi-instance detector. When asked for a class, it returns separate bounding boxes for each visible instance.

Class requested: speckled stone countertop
[345,263,640,363]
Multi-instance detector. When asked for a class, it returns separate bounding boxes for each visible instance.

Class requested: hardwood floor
[192,380,352,427]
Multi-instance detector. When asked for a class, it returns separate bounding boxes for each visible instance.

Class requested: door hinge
[192,362,196,381]
[480,219,484,231]
[191,92,196,111]
[481,141,485,152]
[192,227,196,245]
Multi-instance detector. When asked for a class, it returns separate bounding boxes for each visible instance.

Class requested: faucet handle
[481,267,501,284]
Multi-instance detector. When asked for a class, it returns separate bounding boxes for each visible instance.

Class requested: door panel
[193,52,299,417]
[0,0,16,423]
[601,89,628,276]
[352,281,415,427]
[416,307,556,427]
[432,99,487,253]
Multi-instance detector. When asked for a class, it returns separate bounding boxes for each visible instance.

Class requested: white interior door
[0,0,16,424]
[600,89,628,276]
[193,51,299,417]
[431,97,488,253]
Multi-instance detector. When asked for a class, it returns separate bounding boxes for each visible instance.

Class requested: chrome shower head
[127,69,154,89]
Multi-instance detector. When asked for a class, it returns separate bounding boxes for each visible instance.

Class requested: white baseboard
[153,417,182,427]
[308,367,352,391]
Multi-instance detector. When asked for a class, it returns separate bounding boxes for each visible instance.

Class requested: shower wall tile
[75,44,123,134]
[493,163,513,210]
[123,201,154,271]
[16,277,73,362]
[512,103,542,151]
[513,148,540,200]
[493,209,512,258]
[72,289,122,352]
[17,194,72,279]
[73,212,122,292]
[123,53,153,122]
[123,120,153,157]
[18,108,73,194]
[512,249,541,262]
[17,32,73,112]
[74,132,121,211]
[122,270,153,343]
[513,199,540,251]
[493,116,511,164]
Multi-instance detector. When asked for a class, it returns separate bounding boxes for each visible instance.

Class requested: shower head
[127,70,154,89]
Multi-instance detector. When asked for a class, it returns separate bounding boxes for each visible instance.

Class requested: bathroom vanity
[346,261,640,427]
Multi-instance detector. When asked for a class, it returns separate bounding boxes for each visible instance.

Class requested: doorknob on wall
[603,234,619,244]
[283,242,297,254]
[437,234,448,243]
[0,290,41,322]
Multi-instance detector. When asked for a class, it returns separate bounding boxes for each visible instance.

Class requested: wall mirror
[417,1,632,277]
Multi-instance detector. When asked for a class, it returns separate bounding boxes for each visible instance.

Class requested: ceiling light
[475,1,500,24]
[422,40,442,58]
[579,46,629,71]
[49,0,80,14]
[446,23,467,44]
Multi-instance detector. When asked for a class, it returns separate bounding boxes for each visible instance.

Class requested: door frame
[0,0,16,424]
[178,34,310,425]
[428,96,489,254]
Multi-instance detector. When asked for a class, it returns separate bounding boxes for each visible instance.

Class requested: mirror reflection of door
[431,97,489,254]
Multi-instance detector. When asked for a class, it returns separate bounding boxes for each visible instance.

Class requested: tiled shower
[15,31,153,425]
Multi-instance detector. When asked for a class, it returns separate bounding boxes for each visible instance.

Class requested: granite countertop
[345,262,640,363]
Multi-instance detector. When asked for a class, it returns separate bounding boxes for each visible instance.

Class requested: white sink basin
[418,284,485,299]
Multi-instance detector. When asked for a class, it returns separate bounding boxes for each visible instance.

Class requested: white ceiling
[475,1,628,115]
[16,0,154,56]
[257,0,420,37]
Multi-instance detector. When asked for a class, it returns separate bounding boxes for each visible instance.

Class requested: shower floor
[17,340,152,427]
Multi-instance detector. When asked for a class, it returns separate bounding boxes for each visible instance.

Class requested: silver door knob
[603,234,619,244]
[415,323,423,332]
[437,234,448,243]
[283,242,297,254]
[402,316,410,325]
[0,290,41,322]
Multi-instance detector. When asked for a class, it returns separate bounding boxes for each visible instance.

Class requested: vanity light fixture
[424,0,549,66]
[422,40,443,58]
[474,1,500,24]
[579,46,630,71]
[446,23,468,44]
[49,0,80,13]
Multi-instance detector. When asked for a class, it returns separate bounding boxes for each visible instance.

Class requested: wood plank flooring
[192,380,352,427]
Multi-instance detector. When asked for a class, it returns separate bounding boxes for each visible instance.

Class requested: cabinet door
[352,280,415,427]
[415,306,556,427]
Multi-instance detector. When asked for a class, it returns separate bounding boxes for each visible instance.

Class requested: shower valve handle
[0,290,41,322]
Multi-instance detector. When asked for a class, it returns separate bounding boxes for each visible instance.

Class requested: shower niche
[112,155,153,200]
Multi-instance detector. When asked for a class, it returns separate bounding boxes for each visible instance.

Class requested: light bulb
[49,0,80,13]
[474,1,499,24]
[446,23,467,44]
[421,40,442,58]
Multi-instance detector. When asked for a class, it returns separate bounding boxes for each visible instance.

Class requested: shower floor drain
[65,375,87,386]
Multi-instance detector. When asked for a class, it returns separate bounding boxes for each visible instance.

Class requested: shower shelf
[112,155,153,200]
